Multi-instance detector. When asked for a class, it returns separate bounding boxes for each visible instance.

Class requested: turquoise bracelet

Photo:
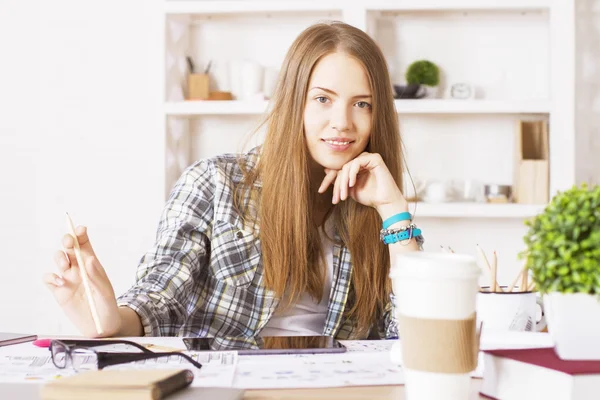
[382,211,412,229]
[383,228,422,245]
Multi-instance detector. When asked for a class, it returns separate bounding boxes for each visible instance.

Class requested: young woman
[44,21,423,347]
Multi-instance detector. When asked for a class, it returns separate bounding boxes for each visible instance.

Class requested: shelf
[164,100,550,116]
[366,0,552,12]
[165,1,342,15]
[165,101,270,116]
[394,100,550,114]
[410,202,546,218]
[164,0,554,15]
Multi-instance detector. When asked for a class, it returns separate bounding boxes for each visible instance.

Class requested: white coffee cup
[422,181,449,203]
[477,289,546,333]
[240,60,264,100]
[209,59,231,92]
[390,252,480,400]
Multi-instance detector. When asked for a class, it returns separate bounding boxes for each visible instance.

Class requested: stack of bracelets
[380,211,422,245]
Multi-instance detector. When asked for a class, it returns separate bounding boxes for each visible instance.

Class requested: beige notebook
[40,369,194,400]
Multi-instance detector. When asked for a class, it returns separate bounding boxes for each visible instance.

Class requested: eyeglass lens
[70,348,98,372]
[50,341,67,369]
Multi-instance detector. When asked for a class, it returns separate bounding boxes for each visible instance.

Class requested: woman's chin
[314,154,356,170]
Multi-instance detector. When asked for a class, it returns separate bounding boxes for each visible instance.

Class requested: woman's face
[303,51,373,171]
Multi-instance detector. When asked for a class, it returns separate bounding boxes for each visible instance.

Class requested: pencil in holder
[188,73,210,100]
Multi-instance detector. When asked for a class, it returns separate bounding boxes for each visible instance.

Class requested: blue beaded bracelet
[383,228,422,245]
[382,212,412,230]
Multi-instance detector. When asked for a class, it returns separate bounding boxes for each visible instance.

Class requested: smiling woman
[45,21,423,346]
[304,52,373,169]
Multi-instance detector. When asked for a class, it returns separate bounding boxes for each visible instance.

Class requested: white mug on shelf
[209,59,231,92]
[234,60,263,101]
[421,181,449,203]
[476,290,546,333]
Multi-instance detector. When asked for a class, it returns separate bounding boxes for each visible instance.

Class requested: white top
[261,219,335,336]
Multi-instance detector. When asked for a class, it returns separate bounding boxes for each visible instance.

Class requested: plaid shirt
[117,148,417,349]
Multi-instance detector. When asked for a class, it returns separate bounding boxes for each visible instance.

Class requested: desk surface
[0,381,485,400]
[245,380,485,399]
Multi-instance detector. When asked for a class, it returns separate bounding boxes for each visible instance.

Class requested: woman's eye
[316,96,328,104]
[356,101,372,109]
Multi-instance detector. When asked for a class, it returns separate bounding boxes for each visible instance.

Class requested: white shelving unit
[165,1,342,15]
[161,1,575,222]
[164,0,555,15]
[364,0,555,12]
[165,99,550,116]
[410,203,546,219]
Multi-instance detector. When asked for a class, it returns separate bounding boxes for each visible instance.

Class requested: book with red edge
[480,347,600,400]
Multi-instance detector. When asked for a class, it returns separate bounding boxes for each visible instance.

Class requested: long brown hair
[236,21,404,337]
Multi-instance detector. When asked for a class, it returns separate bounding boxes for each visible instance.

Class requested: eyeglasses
[54,339,155,353]
[49,339,203,371]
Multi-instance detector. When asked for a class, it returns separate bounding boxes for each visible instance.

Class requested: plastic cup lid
[390,252,480,280]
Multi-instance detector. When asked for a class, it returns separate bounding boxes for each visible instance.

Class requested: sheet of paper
[340,339,396,353]
[104,351,238,387]
[234,351,403,389]
[0,350,237,387]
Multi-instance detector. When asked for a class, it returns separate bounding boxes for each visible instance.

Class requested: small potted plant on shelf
[522,183,600,360]
[393,60,440,99]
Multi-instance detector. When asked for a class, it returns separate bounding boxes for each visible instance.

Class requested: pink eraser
[33,339,52,348]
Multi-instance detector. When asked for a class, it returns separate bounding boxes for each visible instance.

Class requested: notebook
[40,369,194,400]
[0,332,37,347]
[480,348,600,400]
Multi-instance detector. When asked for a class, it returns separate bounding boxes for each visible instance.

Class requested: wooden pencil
[66,213,104,335]
[476,244,492,272]
[508,264,527,293]
[491,250,498,292]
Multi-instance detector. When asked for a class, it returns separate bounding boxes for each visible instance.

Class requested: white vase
[543,292,600,360]
[424,86,439,99]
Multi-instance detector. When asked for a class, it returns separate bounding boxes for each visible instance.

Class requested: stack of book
[481,348,600,399]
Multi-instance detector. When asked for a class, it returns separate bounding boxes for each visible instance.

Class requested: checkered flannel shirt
[117,148,420,349]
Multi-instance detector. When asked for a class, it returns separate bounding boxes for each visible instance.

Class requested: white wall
[576,0,600,185]
[0,0,163,334]
[0,0,40,331]
[0,1,598,335]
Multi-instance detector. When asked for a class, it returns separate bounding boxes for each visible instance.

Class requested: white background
[0,0,598,335]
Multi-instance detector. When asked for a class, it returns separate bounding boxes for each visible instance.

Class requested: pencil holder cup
[188,73,210,100]
[476,290,546,333]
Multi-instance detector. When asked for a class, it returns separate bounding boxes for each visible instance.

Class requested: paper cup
[390,252,480,400]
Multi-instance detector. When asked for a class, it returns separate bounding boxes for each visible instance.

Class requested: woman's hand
[43,226,122,337]
[318,152,408,219]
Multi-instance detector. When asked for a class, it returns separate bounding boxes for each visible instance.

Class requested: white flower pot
[424,86,439,99]
[543,292,600,360]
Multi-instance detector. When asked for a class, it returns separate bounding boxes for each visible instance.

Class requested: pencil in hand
[65,212,104,336]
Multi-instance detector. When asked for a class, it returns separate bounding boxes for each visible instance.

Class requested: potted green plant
[393,60,441,99]
[522,183,600,360]
[405,60,440,99]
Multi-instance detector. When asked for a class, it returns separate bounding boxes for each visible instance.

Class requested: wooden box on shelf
[188,73,210,100]
[513,120,549,204]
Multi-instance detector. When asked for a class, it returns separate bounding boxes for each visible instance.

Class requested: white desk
[0,381,488,399]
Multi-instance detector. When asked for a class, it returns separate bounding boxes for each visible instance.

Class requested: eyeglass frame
[49,339,203,371]
[53,339,155,354]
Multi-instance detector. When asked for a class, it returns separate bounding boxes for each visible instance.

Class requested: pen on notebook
[66,212,104,335]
